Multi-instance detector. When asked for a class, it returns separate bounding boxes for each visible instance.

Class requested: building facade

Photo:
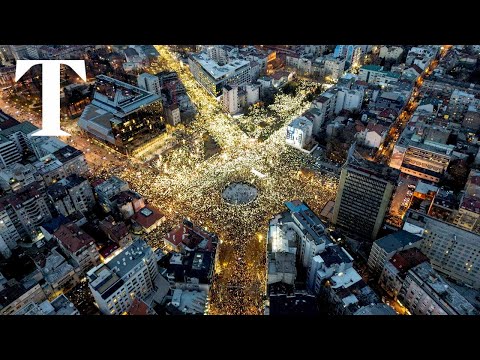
[137,73,161,95]
[398,262,477,315]
[188,52,251,97]
[87,239,159,315]
[367,230,423,275]
[332,153,399,240]
[286,116,313,150]
[403,210,480,289]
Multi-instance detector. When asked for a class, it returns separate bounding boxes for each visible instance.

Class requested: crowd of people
[85,46,339,314]
[2,45,339,314]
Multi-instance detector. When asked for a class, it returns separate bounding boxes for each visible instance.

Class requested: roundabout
[222,182,258,206]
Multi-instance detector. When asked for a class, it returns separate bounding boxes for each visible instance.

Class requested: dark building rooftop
[53,145,83,164]
[269,292,319,315]
[375,230,422,254]
[168,250,214,285]
[389,248,429,275]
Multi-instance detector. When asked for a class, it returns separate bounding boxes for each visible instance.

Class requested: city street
[375,46,452,165]
[1,46,339,314]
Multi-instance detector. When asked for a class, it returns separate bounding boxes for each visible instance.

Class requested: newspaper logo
[15,60,86,136]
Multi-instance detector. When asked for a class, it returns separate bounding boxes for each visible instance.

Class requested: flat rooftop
[87,239,153,299]
[374,230,422,254]
[284,201,330,247]
[410,262,477,315]
[190,52,250,81]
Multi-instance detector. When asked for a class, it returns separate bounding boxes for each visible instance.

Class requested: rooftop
[288,116,313,130]
[361,64,383,72]
[0,121,38,137]
[0,282,29,309]
[52,145,83,164]
[268,252,296,277]
[320,245,353,267]
[54,222,95,253]
[347,149,400,183]
[95,176,129,195]
[410,262,477,315]
[190,52,250,81]
[389,248,429,274]
[167,250,214,284]
[268,292,318,315]
[366,122,387,136]
[169,288,207,315]
[164,220,217,252]
[133,206,165,230]
[88,239,153,299]
[354,303,396,315]
[284,201,330,246]
[374,230,422,254]
[91,75,161,117]
[49,294,79,315]
[105,239,152,278]
[0,110,20,130]
[6,183,42,208]
[99,216,129,241]
[127,298,150,315]
[330,267,362,289]
[415,181,438,195]
[40,215,70,234]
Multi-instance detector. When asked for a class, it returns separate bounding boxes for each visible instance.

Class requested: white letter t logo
[15,60,86,137]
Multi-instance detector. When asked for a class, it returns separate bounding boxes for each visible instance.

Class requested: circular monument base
[222,182,258,206]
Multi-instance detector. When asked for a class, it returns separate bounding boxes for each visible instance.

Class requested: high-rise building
[286,116,313,150]
[54,223,100,274]
[452,169,480,233]
[332,150,399,240]
[222,85,239,114]
[1,183,52,240]
[78,75,163,154]
[367,230,422,275]
[87,239,158,315]
[0,281,46,315]
[246,83,260,105]
[0,136,21,169]
[164,104,181,126]
[311,90,337,135]
[335,89,364,114]
[9,45,39,60]
[0,163,38,193]
[47,174,95,217]
[447,89,477,121]
[390,114,452,183]
[268,201,331,271]
[398,262,477,315]
[33,146,88,186]
[403,210,480,289]
[0,203,22,251]
[94,176,130,213]
[206,45,230,65]
[137,73,161,95]
[0,235,12,258]
[323,56,346,81]
[379,247,429,299]
[188,52,251,97]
